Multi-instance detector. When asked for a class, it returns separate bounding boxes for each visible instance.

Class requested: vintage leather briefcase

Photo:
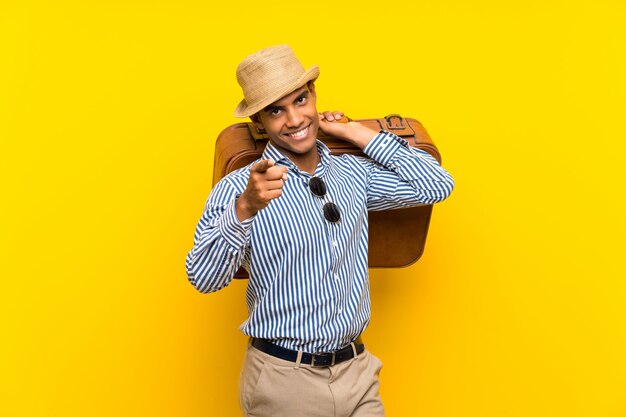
[212,114,443,278]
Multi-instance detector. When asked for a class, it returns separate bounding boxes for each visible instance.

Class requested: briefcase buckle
[385,114,405,130]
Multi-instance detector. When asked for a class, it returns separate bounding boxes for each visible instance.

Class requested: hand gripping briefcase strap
[212,114,443,278]
[251,338,365,367]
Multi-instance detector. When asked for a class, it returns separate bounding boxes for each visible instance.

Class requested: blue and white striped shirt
[186,131,454,353]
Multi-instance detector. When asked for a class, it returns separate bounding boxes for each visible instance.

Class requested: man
[186,45,454,417]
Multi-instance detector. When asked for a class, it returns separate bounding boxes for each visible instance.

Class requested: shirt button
[332,240,338,247]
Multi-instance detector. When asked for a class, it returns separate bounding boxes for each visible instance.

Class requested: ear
[250,113,266,134]
[308,81,317,100]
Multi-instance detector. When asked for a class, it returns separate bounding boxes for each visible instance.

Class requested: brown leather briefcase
[213,114,442,278]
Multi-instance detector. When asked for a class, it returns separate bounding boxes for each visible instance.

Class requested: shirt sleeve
[362,130,455,210]
[185,178,254,293]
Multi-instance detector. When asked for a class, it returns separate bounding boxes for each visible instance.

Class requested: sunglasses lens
[309,177,327,197]
[323,202,341,223]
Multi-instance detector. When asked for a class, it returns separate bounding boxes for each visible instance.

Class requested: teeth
[287,126,308,138]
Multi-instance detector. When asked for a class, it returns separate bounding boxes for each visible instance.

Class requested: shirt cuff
[218,198,254,250]
[363,130,408,166]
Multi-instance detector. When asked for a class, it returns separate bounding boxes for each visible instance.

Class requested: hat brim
[234,66,320,118]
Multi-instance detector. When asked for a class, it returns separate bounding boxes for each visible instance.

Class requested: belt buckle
[311,352,335,367]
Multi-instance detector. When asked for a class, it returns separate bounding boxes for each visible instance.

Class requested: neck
[292,150,320,174]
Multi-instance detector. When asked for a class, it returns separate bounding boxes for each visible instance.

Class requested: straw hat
[234,45,320,118]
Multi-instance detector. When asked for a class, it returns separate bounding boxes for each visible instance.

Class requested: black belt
[251,338,365,367]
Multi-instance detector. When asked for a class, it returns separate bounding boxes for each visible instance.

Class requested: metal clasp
[385,114,405,130]
[311,352,335,367]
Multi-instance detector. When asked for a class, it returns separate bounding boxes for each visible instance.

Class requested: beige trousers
[239,343,385,417]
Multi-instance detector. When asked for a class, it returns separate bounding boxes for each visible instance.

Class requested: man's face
[253,83,319,166]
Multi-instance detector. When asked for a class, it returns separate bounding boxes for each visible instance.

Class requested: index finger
[251,159,274,173]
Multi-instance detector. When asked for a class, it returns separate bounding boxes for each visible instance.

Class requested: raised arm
[185,159,288,293]
[185,179,251,293]
[318,111,454,210]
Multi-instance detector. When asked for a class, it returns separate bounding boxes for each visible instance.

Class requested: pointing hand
[236,159,288,221]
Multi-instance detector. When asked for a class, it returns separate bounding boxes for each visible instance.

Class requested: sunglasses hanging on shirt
[308,177,341,223]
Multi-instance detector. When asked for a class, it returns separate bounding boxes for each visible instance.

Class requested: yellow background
[2,1,625,416]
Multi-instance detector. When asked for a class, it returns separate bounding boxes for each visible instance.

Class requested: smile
[285,125,310,139]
